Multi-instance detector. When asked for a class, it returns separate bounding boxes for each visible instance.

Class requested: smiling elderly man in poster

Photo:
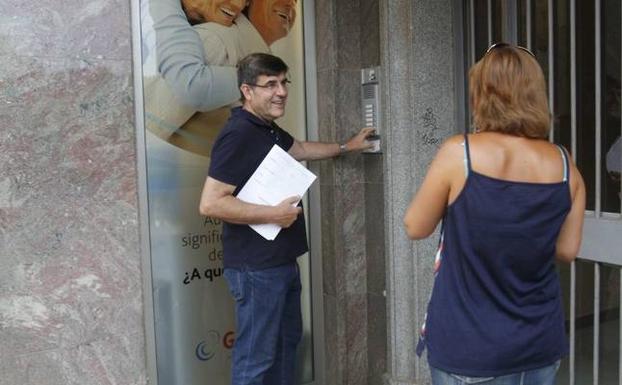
[145,0,298,157]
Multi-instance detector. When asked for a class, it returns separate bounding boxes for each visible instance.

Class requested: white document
[237,144,317,240]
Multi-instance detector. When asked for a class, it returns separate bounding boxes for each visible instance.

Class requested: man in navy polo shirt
[199,53,374,385]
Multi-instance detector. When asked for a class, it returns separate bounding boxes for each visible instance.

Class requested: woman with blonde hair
[403,43,586,385]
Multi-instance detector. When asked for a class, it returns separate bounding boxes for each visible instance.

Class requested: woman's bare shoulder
[437,134,466,156]
[429,134,468,176]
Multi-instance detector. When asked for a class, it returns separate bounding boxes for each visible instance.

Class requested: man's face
[242,73,289,122]
[182,0,246,26]
[248,0,296,45]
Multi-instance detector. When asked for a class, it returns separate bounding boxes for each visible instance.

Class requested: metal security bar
[568,262,577,384]
[570,0,577,159]
[548,0,554,142]
[594,263,601,385]
[469,0,475,65]
[487,0,493,45]
[526,0,532,51]
[568,2,577,367]
[595,0,603,218]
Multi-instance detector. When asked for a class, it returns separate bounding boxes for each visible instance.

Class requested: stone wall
[0,0,146,384]
[381,1,460,384]
[314,1,386,384]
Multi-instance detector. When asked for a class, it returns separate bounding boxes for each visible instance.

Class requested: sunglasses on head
[485,42,536,58]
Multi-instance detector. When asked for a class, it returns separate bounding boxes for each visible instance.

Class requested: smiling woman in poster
[144,0,297,157]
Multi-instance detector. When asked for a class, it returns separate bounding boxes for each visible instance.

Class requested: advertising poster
[139,0,313,383]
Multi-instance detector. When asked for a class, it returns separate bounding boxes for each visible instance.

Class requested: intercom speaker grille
[363,84,376,99]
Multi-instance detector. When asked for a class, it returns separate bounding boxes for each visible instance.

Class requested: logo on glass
[195,330,220,361]
[223,331,235,349]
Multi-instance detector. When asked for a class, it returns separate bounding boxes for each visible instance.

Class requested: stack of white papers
[237,145,317,240]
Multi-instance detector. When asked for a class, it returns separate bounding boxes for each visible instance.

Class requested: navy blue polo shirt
[208,107,308,270]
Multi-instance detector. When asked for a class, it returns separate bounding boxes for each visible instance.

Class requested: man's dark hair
[237,53,289,97]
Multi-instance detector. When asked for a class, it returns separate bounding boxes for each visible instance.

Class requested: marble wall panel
[320,183,337,296]
[335,69,364,135]
[367,292,387,385]
[344,293,368,385]
[382,0,458,384]
[381,74,420,159]
[317,68,338,142]
[315,0,337,71]
[335,182,367,296]
[322,294,345,385]
[0,0,145,383]
[315,1,385,384]
[364,155,384,184]
[359,0,380,68]
[364,181,385,295]
[316,68,338,188]
[335,1,362,69]
[0,0,131,60]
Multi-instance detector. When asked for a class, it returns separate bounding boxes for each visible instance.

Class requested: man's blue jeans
[223,262,302,385]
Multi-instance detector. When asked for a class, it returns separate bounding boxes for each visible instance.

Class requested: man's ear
[240,84,253,102]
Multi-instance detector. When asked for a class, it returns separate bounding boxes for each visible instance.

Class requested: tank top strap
[556,144,570,183]
[463,133,472,177]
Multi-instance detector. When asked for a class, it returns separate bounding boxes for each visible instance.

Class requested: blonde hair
[469,45,550,138]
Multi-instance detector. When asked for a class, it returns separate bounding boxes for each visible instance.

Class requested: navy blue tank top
[420,134,571,377]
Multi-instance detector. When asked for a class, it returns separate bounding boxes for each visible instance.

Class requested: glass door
[133,0,321,383]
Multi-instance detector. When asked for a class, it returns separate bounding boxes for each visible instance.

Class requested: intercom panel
[361,67,381,153]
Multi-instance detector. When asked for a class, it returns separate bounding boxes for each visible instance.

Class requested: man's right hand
[273,196,303,228]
